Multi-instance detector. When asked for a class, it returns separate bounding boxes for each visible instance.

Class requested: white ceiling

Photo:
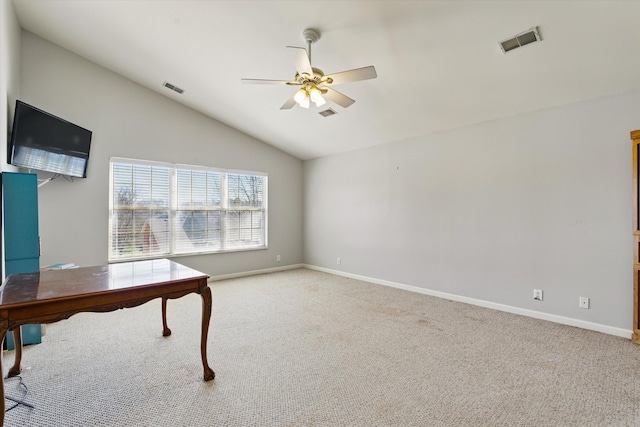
[11,0,640,160]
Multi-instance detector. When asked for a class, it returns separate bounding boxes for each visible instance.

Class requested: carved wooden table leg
[8,326,22,377]
[0,322,8,426]
[200,286,215,381]
[161,297,171,336]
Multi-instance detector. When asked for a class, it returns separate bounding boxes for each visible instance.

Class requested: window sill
[108,245,268,263]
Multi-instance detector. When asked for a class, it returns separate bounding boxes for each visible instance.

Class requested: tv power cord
[4,375,34,413]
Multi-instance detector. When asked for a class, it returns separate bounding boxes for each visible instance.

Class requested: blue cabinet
[3,172,41,348]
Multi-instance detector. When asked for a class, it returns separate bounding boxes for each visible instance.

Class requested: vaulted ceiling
[12,0,640,160]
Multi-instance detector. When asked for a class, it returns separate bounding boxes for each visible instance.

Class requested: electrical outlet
[533,289,543,301]
[579,297,590,309]
[276,255,281,262]
[337,257,341,265]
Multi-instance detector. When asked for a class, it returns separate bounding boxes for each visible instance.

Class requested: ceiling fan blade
[325,66,377,85]
[280,92,297,110]
[287,46,313,77]
[241,78,294,85]
[323,87,355,108]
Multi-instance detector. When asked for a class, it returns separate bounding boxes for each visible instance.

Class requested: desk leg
[8,327,22,377]
[161,297,171,336]
[200,286,215,381]
[0,323,8,426]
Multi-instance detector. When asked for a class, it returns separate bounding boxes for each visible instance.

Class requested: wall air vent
[163,81,184,94]
[499,27,541,54]
[319,108,337,117]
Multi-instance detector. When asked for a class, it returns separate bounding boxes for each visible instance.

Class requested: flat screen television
[9,100,92,178]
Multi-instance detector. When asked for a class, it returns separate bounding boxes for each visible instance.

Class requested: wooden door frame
[631,130,640,343]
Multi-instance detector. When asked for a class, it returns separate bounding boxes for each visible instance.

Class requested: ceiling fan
[241,28,377,110]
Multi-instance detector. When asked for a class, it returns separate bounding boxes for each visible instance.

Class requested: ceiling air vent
[319,108,337,117]
[499,27,541,54]
[163,81,184,94]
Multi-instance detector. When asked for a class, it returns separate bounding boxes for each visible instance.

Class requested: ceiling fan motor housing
[295,67,328,84]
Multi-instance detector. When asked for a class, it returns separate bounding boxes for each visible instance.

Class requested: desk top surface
[0,259,209,307]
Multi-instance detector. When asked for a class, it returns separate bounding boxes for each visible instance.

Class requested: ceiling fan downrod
[302,28,320,65]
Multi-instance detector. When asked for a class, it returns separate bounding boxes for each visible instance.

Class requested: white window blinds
[109,158,267,261]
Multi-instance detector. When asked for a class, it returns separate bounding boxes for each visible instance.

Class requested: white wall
[19,32,303,277]
[1,0,20,171]
[304,91,640,332]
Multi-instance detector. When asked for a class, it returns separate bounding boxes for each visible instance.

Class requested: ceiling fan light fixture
[294,87,307,103]
[309,86,326,107]
[294,88,310,108]
[313,96,326,108]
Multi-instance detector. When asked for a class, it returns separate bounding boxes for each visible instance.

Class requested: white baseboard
[304,264,632,340]
[209,263,305,282]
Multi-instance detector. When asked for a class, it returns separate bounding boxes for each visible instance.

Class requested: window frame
[108,157,268,262]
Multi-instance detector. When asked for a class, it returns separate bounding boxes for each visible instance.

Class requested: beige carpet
[3,268,640,426]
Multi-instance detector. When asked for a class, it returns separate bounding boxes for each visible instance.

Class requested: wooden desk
[0,259,215,425]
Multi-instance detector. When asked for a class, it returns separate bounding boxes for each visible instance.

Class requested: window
[109,158,267,261]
